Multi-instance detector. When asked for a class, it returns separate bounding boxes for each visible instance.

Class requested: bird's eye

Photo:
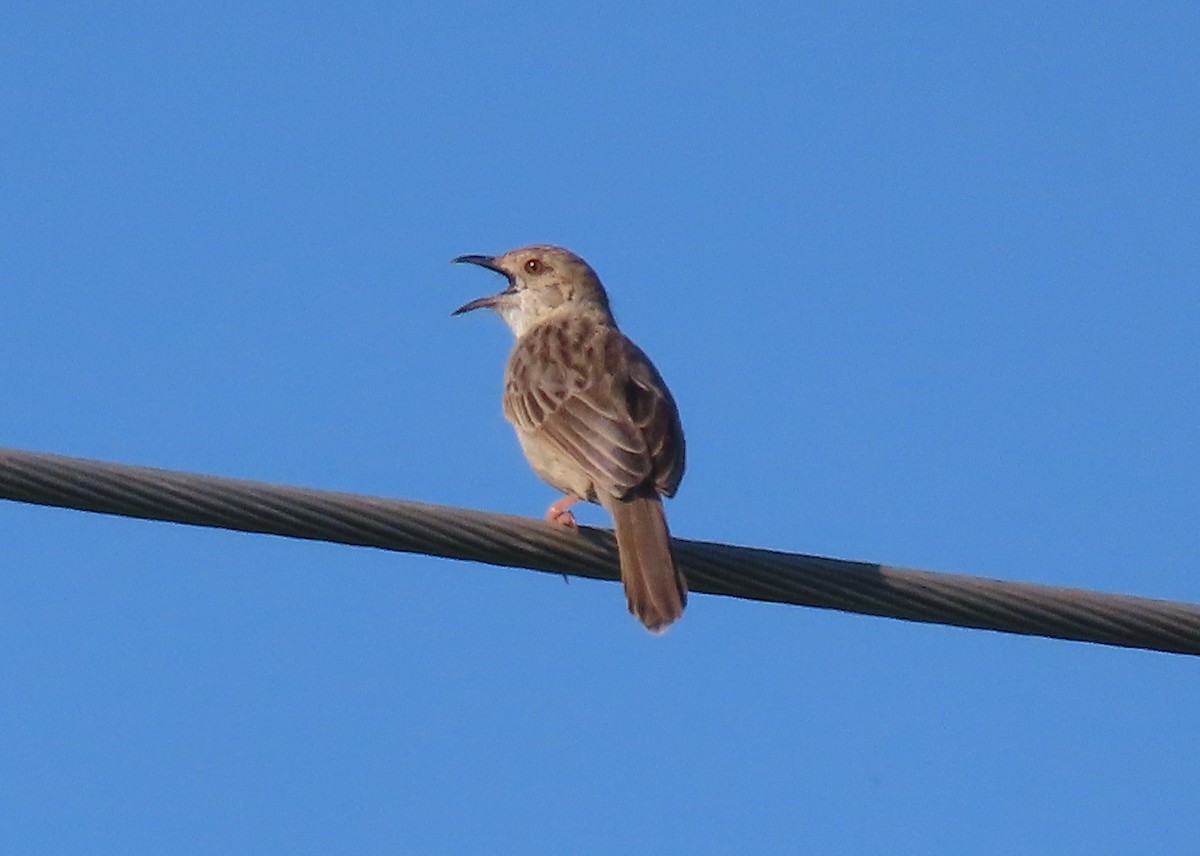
[524,258,543,274]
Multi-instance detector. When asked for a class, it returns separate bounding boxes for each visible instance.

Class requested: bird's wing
[504,316,684,500]
[621,336,686,498]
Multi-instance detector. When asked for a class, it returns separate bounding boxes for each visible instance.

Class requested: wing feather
[503,315,685,501]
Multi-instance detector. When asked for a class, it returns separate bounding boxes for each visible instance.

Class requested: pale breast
[512,423,597,500]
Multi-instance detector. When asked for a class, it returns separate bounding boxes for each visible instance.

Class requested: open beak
[452,254,503,273]
[451,293,498,315]
[451,254,515,315]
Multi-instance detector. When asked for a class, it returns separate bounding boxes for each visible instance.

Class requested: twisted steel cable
[1,446,1197,655]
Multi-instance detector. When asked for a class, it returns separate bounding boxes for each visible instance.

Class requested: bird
[452,245,687,632]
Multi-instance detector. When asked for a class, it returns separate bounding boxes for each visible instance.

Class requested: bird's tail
[607,490,687,633]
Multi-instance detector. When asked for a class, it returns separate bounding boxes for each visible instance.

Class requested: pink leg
[545,495,579,529]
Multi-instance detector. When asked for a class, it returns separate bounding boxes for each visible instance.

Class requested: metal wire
[1,446,1197,654]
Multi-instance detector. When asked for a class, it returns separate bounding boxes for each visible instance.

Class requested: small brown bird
[453,245,687,632]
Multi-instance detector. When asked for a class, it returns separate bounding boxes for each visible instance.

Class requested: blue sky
[2,2,1197,852]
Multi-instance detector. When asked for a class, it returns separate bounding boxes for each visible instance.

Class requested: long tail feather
[606,491,686,632]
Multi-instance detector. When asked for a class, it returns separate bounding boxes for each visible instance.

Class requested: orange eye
[524,258,543,274]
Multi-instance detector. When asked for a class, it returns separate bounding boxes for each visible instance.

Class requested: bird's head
[452,245,612,336]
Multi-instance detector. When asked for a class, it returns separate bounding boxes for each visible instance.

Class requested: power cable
[1,446,1196,654]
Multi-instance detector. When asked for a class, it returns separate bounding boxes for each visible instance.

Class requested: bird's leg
[545,495,579,529]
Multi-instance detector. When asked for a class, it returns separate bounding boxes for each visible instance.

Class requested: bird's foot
[545,496,579,529]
